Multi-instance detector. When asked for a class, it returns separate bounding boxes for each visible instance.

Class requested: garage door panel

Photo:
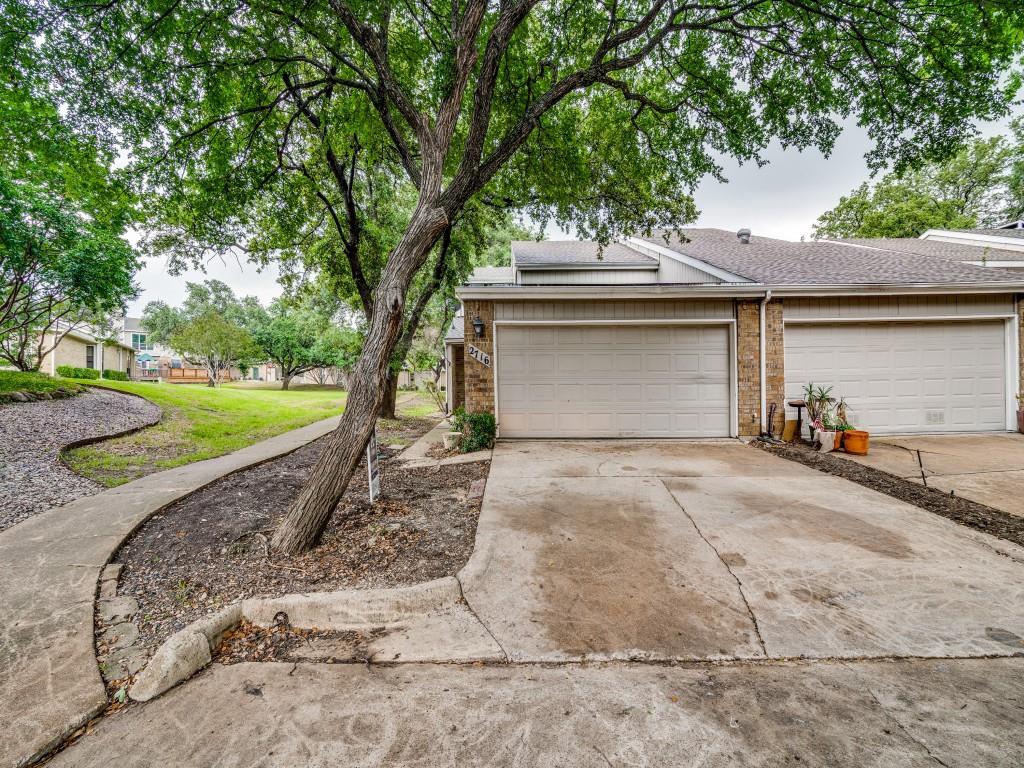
[498,323,731,438]
[786,321,1006,434]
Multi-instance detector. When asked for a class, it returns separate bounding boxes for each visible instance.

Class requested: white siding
[518,269,658,285]
[784,294,1014,320]
[657,257,724,283]
[493,299,734,321]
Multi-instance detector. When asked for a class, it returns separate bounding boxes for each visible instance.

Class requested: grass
[64,380,349,487]
[0,369,84,395]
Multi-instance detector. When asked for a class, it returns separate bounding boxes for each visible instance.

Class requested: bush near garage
[56,365,100,379]
[461,411,496,453]
[101,369,129,380]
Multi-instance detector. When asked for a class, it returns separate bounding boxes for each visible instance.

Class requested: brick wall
[451,345,465,411]
[463,300,495,413]
[736,298,785,437]
[736,300,761,436]
[764,299,785,436]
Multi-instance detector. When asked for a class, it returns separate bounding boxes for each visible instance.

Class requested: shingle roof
[512,240,657,266]
[641,229,1022,285]
[444,315,464,343]
[841,237,1024,262]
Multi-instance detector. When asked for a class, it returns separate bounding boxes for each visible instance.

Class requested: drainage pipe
[759,289,773,435]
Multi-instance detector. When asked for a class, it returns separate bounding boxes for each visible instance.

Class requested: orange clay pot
[843,430,869,455]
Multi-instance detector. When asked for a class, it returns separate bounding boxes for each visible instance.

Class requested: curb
[57,389,163,474]
[130,577,463,702]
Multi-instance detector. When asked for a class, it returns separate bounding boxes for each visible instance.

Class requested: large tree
[40,0,1024,552]
[250,299,355,390]
[814,126,1024,239]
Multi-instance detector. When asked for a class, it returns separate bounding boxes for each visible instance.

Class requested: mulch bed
[112,416,488,654]
[755,439,1024,547]
[212,619,384,666]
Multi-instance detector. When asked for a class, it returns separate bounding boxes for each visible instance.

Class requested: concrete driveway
[835,432,1024,517]
[462,440,1024,661]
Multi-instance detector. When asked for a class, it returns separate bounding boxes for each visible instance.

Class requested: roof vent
[737,228,751,244]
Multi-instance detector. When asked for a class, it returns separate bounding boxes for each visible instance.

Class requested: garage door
[785,321,1008,433]
[496,324,731,438]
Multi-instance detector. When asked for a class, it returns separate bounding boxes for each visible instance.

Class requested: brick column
[736,298,785,437]
[463,300,495,414]
[764,299,785,434]
[451,346,465,411]
[736,300,761,436]
[1017,296,1024,403]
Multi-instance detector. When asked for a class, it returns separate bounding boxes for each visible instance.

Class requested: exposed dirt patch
[755,439,1024,548]
[110,418,488,656]
[213,619,385,665]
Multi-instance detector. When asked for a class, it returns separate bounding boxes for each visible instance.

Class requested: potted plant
[803,383,836,442]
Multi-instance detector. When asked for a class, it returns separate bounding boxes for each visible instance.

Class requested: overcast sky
[126,114,1018,315]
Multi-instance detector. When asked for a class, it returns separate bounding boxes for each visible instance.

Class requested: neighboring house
[39,322,136,377]
[842,227,1024,269]
[119,316,181,377]
[449,228,1024,439]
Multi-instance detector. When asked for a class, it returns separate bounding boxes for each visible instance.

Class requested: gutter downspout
[759,289,772,436]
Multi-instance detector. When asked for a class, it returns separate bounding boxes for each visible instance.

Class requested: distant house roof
[640,229,1022,285]
[840,237,1024,262]
[512,240,657,266]
[466,266,515,284]
[444,315,464,343]
[953,227,1024,239]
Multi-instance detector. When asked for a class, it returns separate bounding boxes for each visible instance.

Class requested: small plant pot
[843,430,870,455]
[835,431,845,450]
[1017,409,1024,434]
[442,431,463,451]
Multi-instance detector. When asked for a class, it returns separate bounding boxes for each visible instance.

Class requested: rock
[101,563,124,582]
[110,647,150,677]
[99,579,118,599]
[98,596,139,624]
[443,431,462,451]
[130,631,211,702]
[9,391,28,403]
[100,621,140,649]
[468,479,487,499]
[38,392,52,400]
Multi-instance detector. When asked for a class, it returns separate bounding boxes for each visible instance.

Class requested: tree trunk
[271,202,449,554]
[377,372,399,418]
[281,373,293,391]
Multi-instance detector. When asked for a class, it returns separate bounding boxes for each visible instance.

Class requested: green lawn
[0,369,85,396]
[64,380,349,487]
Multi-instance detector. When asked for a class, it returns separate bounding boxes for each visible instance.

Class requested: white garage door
[496,324,731,438]
[785,321,1008,433]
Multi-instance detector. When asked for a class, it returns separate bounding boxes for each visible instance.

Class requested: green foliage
[169,312,259,384]
[450,406,466,433]
[57,365,100,379]
[249,298,360,385]
[0,369,84,395]
[461,412,496,453]
[815,128,1024,239]
[102,368,129,381]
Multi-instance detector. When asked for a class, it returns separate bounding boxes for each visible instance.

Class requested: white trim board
[783,314,1016,324]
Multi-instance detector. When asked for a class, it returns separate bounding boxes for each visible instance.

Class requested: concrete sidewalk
[48,658,1024,767]
[0,414,341,768]
[836,433,1024,517]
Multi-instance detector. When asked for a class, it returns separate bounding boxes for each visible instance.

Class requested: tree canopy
[814,122,1024,239]
[25,0,1024,551]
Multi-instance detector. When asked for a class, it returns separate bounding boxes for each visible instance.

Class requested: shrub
[461,411,496,453]
[450,405,466,433]
[56,365,100,379]
[102,369,129,381]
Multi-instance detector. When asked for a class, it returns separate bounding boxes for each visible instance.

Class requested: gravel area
[754,439,1024,547]
[0,388,161,531]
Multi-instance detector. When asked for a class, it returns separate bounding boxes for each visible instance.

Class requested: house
[448,228,1024,439]
[40,322,137,377]
[119,316,181,378]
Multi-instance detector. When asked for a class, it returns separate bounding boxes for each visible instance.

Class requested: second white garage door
[496,324,731,438]
[785,320,1008,433]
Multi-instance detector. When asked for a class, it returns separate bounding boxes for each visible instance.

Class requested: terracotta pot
[843,430,869,455]
[835,431,845,450]
[1017,409,1024,434]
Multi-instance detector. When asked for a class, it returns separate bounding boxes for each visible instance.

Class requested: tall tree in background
[38,0,1024,552]
[814,123,1024,239]
[250,298,355,390]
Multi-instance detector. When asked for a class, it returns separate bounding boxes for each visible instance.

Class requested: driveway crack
[662,481,768,657]
[848,664,951,767]
[454,573,510,663]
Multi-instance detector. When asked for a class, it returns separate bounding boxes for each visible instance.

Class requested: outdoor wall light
[472,315,485,338]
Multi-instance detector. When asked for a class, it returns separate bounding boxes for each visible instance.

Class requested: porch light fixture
[472,315,485,338]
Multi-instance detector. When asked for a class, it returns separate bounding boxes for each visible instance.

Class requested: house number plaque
[467,344,491,367]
